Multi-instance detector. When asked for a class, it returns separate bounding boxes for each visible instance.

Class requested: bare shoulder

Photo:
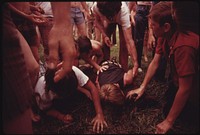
[91,40,103,50]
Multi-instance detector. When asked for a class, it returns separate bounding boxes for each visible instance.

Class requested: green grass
[110,26,134,68]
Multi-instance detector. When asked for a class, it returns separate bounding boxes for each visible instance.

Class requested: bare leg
[77,22,87,36]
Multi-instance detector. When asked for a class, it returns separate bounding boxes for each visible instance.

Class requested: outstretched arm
[126,53,161,101]
[156,76,193,134]
[83,80,108,133]
[77,86,92,100]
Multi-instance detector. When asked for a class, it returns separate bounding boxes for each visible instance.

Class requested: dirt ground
[33,51,199,134]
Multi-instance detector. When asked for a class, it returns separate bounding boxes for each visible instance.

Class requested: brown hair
[45,68,78,98]
[76,35,92,54]
[148,2,175,28]
[99,83,125,105]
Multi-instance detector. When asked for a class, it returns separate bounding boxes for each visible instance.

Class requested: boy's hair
[97,2,121,20]
[76,36,92,54]
[172,2,199,34]
[45,68,78,98]
[148,2,175,28]
[99,83,125,105]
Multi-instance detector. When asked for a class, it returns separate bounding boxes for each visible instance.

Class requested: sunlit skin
[47,2,76,83]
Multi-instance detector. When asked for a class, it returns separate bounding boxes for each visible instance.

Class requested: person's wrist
[140,84,146,91]
[165,118,174,125]
[96,112,103,117]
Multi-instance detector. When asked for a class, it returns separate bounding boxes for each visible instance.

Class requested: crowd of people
[2,1,199,134]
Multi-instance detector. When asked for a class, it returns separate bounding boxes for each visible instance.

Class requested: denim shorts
[70,7,85,25]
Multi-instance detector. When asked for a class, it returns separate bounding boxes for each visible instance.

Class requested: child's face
[150,19,165,38]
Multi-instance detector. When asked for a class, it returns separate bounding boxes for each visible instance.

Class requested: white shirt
[92,2,131,30]
[35,2,53,18]
[34,66,89,110]
[72,66,89,87]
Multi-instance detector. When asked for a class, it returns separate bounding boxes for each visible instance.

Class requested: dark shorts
[11,13,38,47]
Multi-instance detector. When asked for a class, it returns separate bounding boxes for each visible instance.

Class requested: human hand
[27,14,48,25]
[147,34,156,51]
[30,5,45,14]
[155,119,173,134]
[126,86,145,101]
[91,114,108,133]
[97,65,109,75]
[46,26,76,82]
[104,36,113,47]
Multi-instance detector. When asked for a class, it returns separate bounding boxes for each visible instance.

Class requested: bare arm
[128,2,136,25]
[81,54,101,71]
[81,2,90,13]
[156,76,193,134]
[81,2,90,20]
[147,18,156,50]
[8,3,46,24]
[83,80,108,133]
[93,11,112,46]
[94,14,107,39]
[47,2,76,82]
[8,3,29,18]
[77,86,92,100]
[126,53,161,100]
[147,4,156,50]
[123,27,139,77]
[91,40,104,64]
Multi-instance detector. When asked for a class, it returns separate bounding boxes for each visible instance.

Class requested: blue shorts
[70,7,85,25]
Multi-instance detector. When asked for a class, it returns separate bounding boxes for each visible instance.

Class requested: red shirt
[156,31,199,105]
[171,32,199,85]
[156,31,199,86]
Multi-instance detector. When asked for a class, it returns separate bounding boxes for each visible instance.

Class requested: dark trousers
[133,5,150,68]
